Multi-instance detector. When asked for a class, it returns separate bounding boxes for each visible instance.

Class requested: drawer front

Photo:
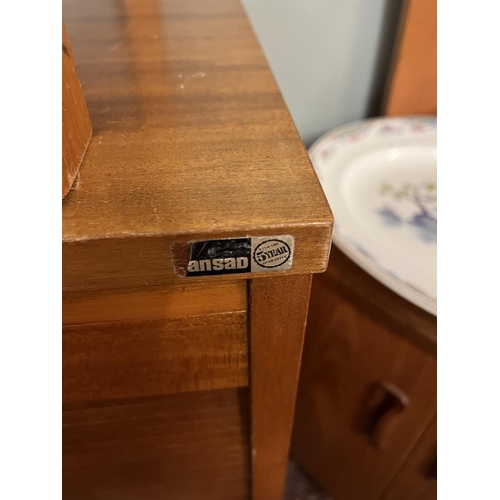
[63,280,249,405]
[292,277,437,500]
[63,280,251,498]
[380,414,437,500]
[63,311,248,404]
[63,387,251,500]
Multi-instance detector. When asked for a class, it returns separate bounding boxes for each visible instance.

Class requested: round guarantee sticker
[253,239,291,268]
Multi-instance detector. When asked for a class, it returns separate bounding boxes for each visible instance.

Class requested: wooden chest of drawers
[291,248,437,500]
[62,1,333,499]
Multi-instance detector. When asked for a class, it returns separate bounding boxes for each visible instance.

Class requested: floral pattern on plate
[377,181,437,244]
[309,116,437,315]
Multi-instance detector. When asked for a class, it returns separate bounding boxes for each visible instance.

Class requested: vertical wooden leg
[250,274,313,500]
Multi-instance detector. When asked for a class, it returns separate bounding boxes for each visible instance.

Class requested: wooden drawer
[63,281,251,499]
[380,415,437,500]
[63,387,251,500]
[63,312,248,404]
[63,281,249,405]
[292,276,437,500]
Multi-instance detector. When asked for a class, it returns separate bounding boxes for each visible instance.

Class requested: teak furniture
[291,2,437,497]
[62,0,333,499]
[291,248,437,500]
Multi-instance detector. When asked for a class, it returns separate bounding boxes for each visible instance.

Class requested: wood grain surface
[62,21,92,198]
[63,388,251,500]
[380,414,437,500]
[62,0,333,291]
[250,275,312,500]
[323,246,436,355]
[384,0,437,116]
[61,2,331,499]
[63,280,247,325]
[292,272,436,500]
[63,311,249,404]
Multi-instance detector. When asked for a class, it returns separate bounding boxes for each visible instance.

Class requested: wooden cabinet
[62,0,333,499]
[291,248,437,500]
[380,415,437,500]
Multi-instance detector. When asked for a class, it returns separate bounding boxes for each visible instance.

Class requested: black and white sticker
[185,235,294,276]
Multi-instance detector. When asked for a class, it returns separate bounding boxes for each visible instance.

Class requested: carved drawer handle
[364,381,410,450]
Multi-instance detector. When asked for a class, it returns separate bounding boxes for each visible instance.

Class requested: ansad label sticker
[185,235,294,277]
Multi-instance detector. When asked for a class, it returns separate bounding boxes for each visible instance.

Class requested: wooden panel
[62,0,333,288]
[63,388,251,500]
[63,312,249,404]
[384,0,437,116]
[380,414,437,500]
[62,228,332,293]
[250,275,312,500]
[324,246,436,355]
[291,278,437,500]
[62,22,92,198]
[63,280,247,325]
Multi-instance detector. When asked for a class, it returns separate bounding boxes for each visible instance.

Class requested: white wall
[241,0,398,146]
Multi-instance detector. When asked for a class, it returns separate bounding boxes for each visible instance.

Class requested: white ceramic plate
[309,117,437,315]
